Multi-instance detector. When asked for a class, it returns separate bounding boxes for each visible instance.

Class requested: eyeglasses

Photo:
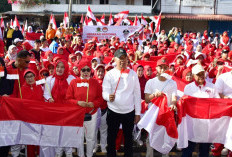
[81,68,91,72]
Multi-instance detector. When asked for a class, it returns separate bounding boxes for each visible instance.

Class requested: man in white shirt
[212,71,232,156]
[182,64,219,157]
[144,57,177,157]
[102,48,141,157]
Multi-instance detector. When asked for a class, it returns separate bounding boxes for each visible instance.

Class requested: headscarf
[182,68,192,83]
[93,64,105,85]
[7,45,17,61]
[51,60,69,103]
[133,64,147,99]
[28,26,33,33]
[69,61,80,78]
[77,59,91,72]
[44,50,53,59]
[144,65,154,81]
[222,31,229,45]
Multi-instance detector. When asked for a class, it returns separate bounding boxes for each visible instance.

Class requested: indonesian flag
[114,17,123,26]
[87,17,94,26]
[0,65,4,77]
[63,12,69,28]
[114,10,129,19]
[6,68,19,80]
[10,19,13,28]
[141,14,148,26]
[0,16,4,28]
[80,14,84,24]
[86,6,96,21]
[26,32,43,41]
[100,13,105,23]
[108,13,113,26]
[150,12,162,36]
[13,15,21,30]
[177,96,232,151]
[0,96,85,148]
[49,14,57,30]
[133,15,141,27]
[127,26,144,39]
[149,21,154,34]
[138,95,178,154]
[96,18,107,26]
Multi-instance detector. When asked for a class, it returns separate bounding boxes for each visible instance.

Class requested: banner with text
[83,26,140,43]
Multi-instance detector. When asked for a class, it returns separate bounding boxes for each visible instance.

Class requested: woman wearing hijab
[220,31,230,46]
[182,68,193,84]
[0,57,15,157]
[43,59,75,157]
[5,45,18,65]
[93,64,108,153]
[66,59,103,157]
[134,64,146,100]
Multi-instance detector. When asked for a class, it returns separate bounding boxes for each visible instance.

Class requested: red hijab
[51,60,69,103]
[222,31,229,45]
[93,65,105,85]
[182,68,192,83]
[144,65,155,81]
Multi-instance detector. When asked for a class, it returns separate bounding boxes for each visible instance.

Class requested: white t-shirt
[184,81,219,98]
[144,77,177,106]
[215,72,232,98]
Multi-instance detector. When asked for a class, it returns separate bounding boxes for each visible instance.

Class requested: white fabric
[215,71,232,98]
[138,104,177,154]
[184,81,219,98]
[102,68,141,115]
[144,77,177,106]
[43,75,75,100]
[6,74,19,80]
[177,115,232,151]
[0,120,83,147]
[40,47,50,52]
[79,112,98,157]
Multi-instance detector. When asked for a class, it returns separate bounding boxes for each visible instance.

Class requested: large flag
[13,15,21,30]
[149,21,154,34]
[138,95,178,154]
[108,13,113,26]
[63,12,69,28]
[150,12,162,36]
[86,6,96,21]
[0,96,85,147]
[133,15,141,26]
[177,96,232,151]
[141,14,148,26]
[96,18,107,26]
[114,10,129,19]
[114,17,123,26]
[49,14,57,30]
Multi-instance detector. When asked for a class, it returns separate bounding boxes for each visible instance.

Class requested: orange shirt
[46,29,56,39]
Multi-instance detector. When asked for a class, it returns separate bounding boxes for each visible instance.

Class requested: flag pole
[17,70,22,99]
[68,0,73,27]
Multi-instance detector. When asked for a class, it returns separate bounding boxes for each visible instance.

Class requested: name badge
[77,83,89,87]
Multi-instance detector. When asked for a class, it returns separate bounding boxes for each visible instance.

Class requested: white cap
[176,54,185,60]
[97,43,103,46]
[91,57,100,64]
[95,64,105,70]
[75,51,83,56]
[110,46,115,49]
[195,52,206,60]
[88,40,93,43]
[14,38,23,43]
[186,59,198,67]
[192,64,205,75]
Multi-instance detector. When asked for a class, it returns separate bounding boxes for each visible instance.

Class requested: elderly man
[182,64,219,157]
[102,48,141,157]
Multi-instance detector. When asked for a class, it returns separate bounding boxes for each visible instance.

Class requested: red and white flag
[0,65,4,77]
[49,14,57,30]
[177,96,232,151]
[133,15,141,27]
[10,19,13,28]
[114,17,123,26]
[86,6,96,21]
[150,12,162,36]
[63,12,69,28]
[0,16,4,28]
[108,13,113,26]
[100,13,105,23]
[114,10,129,19]
[138,95,178,154]
[80,14,84,24]
[13,15,21,30]
[141,14,148,26]
[149,21,154,34]
[0,96,86,148]
[24,20,28,31]
[6,68,19,80]
[96,18,107,26]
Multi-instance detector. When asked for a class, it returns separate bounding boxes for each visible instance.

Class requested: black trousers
[0,146,10,157]
[107,109,135,157]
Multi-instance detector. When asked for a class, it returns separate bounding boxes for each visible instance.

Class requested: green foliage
[0,0,12,13]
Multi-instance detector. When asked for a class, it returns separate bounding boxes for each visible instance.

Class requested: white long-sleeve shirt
[102,68,141,115]
[43,75,75,101]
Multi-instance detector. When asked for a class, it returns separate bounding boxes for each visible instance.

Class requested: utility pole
[68,0,73,27]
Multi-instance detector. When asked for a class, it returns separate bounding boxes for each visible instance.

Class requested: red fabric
[134,64,147,100]
[27,145,39,157]
[26,32,43,41]
[51,60,69,103]
[212,143,224,156]
[143,65,155,81]
[141,100,148,114]
[0,96,85,126]
[66,78,103,115]
[63,46,74,55]
[72,43,84,52]
[77,58,91,72]
[151,95,178,139]
[0,39,5,57]
[115,129,124,150]
[222,31,229,45]
[19,83,44,101]
[22,41,33,51]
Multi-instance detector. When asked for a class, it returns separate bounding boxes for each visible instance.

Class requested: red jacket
[66,78,103,115]
[19,83,44,101]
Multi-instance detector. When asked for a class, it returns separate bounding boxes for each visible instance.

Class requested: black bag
[84,113,92,121]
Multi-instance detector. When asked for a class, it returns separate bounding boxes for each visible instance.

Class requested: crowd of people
[0,21,232,157]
